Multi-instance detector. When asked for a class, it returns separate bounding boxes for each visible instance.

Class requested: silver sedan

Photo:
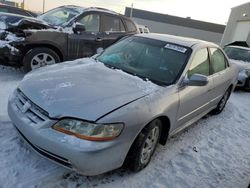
[8,34,238,176]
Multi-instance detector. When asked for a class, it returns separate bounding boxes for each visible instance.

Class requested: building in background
[221,2,250,47]
[125,7,225,44]
[0,0,18,7]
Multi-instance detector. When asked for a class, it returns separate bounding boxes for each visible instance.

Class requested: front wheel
[211,88,231,115]
[23,47,60,72]
[125,119,162,172]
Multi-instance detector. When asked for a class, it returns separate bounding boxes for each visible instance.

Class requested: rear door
[177,48,214,127]
[100,14,128,49]
[208,47,231,105]
[67,12,103,60]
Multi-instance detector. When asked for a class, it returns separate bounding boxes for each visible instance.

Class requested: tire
[124,119,162,172]
[211,88,231,115]
[23,47,60,72]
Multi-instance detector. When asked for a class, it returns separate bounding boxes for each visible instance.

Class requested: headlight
[52,119,124,141]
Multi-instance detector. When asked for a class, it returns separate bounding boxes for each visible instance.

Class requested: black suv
[0,5,138,71]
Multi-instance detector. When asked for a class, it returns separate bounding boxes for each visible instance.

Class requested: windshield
[224,46,250,63]
[38,7,80,26]
[96,36,191,86]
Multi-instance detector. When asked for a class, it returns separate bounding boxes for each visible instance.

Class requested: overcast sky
[20,0,250,24]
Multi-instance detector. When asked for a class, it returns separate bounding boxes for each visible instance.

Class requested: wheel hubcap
[140,127,159,165]
[31,53,56,70]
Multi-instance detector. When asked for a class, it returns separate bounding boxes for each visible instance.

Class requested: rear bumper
[8,91,128,176]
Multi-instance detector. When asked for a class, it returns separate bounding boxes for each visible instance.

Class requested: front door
[67,13,103,60]
[177,48,214,127]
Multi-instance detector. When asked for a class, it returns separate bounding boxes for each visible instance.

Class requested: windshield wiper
[120,70,167,86]
[102,62,120,70]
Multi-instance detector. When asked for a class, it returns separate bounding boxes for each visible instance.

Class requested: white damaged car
[224,45,250,91]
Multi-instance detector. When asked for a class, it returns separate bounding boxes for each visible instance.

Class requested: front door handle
[96,37,103,42]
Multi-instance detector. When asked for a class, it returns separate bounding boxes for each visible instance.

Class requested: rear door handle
[96,37,103,42]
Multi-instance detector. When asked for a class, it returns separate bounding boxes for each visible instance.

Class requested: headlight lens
[52,119,124,141]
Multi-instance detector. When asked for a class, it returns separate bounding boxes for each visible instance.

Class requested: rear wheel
[211,88,231,115]
[23,47,60,72]
[125,119,162,172]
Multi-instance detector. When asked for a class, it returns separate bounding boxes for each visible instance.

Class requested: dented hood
[18,58,159,121]
[0,12,51,33]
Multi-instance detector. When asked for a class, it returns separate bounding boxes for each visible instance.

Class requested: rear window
[102,15,125,32]
[209,48,227,73]
[124,19,137,32]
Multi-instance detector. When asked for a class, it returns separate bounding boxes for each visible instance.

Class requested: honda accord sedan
[8,34,238,176]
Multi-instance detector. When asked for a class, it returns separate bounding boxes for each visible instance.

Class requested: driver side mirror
[73,23,86,34]
[184,73,209,86]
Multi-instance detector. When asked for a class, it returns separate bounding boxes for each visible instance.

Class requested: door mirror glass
[73,22,86,34]
[186,73,208,86]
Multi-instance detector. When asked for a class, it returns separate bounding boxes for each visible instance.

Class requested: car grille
[15,89,49,124]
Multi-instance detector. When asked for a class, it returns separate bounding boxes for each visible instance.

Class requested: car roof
[56,5,118,16]
[225,45,250,51]
[136,33,217,48]
[0,4,37,17]
[0,12,28,18]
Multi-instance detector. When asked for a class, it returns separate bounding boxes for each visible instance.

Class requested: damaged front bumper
[0,31,24,66]
[0,44,22,66]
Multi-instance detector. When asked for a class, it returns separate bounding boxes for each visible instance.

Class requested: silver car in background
[8,34,238,176]
[224,45,250,91]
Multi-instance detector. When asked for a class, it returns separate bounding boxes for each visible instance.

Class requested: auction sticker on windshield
[164,43,187,53]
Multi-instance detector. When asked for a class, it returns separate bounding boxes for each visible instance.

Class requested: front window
[224,46,250,63]
[38,7,81,26]
[96,36,191,85]
[78,14,100,32]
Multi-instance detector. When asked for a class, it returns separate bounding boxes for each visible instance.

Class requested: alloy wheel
[140,126,160,165]
[31,53,56,70]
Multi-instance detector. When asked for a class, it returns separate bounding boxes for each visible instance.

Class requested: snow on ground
[0,65,249,188]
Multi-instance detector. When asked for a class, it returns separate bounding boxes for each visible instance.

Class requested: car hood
[230,59,250,71]
[0,13,51,32]
[19,58,159,121]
